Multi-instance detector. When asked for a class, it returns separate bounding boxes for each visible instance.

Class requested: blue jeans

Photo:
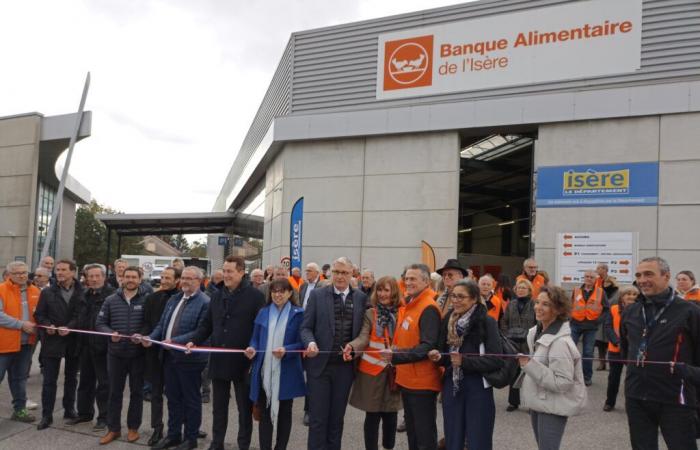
[0,344,34,412]
[443,371,495,450]
[569,324,596,382]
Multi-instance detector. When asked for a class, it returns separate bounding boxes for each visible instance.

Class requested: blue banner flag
[290,197,304,270]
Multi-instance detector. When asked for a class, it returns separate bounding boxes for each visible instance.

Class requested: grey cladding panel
[291,0,700,113]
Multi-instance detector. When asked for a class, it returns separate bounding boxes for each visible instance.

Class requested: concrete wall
[0,115,41,269]
[262,131,460,277]
[535,112,700,284]
[57,196,76,261]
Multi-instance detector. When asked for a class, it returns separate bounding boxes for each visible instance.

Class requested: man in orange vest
[0,261,40,423]
[570,270,609,386]
[380,263,441,450]
[516,258,547,299]
[478,274,504,323]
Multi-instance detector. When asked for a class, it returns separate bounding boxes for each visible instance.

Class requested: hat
[436,259,468,277]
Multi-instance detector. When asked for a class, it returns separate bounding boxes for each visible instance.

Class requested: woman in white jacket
[516,285,588,450]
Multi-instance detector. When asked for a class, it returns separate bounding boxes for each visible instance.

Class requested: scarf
[262,302,291,424]
[446,304,477,396]
[375,304,397,339]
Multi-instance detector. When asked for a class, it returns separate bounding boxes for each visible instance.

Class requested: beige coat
[347,308,402,413]
[518,321,588,417]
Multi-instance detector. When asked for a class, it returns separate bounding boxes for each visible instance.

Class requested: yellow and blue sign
[536,162,658,207]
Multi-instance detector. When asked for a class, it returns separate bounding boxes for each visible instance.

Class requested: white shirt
[165,295,188,340]
[333,286,350,305]
[302,277,319,309]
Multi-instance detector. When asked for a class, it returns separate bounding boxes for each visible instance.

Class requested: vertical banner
[290,197,304,271]
[421,240,436,273]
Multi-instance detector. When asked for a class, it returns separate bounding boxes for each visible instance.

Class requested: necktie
[171,296,188,338]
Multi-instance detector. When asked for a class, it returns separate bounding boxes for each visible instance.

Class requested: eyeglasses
[331,270,351,276]
[180,276,199,281]
[10,271,28,276]
[448,293,472,301]
[271,290,289,295]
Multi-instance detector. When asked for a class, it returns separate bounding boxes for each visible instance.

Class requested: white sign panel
[376,0,642,99]
[556,232,638,284]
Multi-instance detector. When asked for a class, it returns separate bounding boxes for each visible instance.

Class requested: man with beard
[142,266,181,446]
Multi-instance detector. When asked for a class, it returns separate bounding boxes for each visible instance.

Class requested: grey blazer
[300,285,367,377]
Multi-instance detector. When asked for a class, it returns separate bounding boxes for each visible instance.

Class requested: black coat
[34,280,85,359]
[436,303,504,376]
[621,289,700,407]
[79,285,116,354]
[190,279,265,381]
[300,285,368,377]
[142,287,179,380]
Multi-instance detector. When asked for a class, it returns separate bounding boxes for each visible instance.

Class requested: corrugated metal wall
[291,0,700,113]
[216,0,700,210]
[214,39,293,211]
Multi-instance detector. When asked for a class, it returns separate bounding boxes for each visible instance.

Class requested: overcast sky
[0,0,463,215]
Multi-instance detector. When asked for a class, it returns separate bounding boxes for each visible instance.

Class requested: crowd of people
[1,253,700,450]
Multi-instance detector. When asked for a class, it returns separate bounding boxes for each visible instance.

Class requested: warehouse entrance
[458,129,536,280]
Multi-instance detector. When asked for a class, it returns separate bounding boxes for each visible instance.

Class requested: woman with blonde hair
[345,276,403,450]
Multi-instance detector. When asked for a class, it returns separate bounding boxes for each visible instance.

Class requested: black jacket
[79,285,116,354]
[621,289,700,407]
[96,285,148,358]
[34,280,84,359]
[142,287,179,379]
[436,304,504,376]
[190,280,265,381]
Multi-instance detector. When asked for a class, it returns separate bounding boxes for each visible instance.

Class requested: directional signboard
[556,232,638,284]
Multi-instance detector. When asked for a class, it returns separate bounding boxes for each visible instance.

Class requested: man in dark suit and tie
[301,257,367,450]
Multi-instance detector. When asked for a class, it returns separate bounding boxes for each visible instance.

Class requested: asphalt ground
[0,352,669,449]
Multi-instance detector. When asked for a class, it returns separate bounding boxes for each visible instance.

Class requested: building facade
[214,0,700,281]
[0,112,91,270]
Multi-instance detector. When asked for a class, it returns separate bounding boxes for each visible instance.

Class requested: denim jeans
[0,344,33,412]
[569,324,597,381]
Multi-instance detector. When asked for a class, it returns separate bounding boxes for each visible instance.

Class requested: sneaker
[11,409,36,423]
[584,378,593,387]
[26,399,38,410]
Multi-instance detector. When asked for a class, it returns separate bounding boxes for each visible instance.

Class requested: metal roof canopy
[97,212,263,238]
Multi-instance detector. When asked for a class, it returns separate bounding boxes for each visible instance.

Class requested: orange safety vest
[358,309,392,376]
[517,273,546,299]
[0,281,40,353]
[608,304,622,353]
[571,286,604,322]
[684,288,700,302]
[485,293,503,322]
[288,276,303,292]
[394,288,442,392]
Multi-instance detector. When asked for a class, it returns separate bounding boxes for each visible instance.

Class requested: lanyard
[637,290,675,367]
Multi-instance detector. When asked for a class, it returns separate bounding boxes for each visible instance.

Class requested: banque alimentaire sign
[376,0,642,99]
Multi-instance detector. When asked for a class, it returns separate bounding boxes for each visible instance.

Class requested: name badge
[134,305,143,311]
[402,319,410,330]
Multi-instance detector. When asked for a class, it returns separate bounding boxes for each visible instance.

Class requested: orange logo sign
[383,35,433,91]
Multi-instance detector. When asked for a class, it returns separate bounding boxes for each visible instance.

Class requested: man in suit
[187,256,264,450]
[301,257,368,450]
[300,262,322,309]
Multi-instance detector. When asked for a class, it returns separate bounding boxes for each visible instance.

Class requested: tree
[188,240,207,258]
[73,200,144,268]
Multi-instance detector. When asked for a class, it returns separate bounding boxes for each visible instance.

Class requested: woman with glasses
[501,278,536,412]
[345,276,403,450]
[428,279,503,450]
[245,278,306,450]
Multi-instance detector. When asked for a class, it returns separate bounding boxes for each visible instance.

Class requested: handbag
[483,330,520,389]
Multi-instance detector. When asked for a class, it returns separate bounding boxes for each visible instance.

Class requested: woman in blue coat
[245,278,306,450]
